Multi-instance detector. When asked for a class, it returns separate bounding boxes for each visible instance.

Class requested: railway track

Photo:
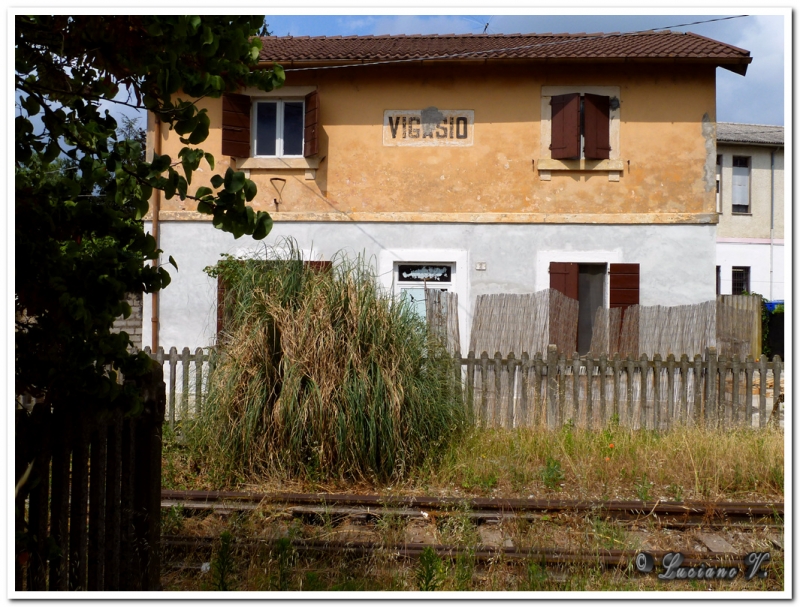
[161,490,783,530]
[160,491,783,586]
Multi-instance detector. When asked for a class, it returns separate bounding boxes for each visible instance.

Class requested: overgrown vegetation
[187,243,467,482]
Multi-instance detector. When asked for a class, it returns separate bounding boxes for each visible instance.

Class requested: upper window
[731,156,751,214]
[716,155,723,213]
[538,86,622,181]
[254,100,304,157]
[550,93,613,160]
[221,90,319,159]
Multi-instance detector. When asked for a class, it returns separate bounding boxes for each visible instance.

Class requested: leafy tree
[15,16,283,413]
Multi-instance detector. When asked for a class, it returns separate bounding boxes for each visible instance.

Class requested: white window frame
[378,248,469,354]
[731,155,751,214]
[395,264,455,321]
[252,98,305,159]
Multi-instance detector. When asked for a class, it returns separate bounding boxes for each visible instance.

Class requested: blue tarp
[765,300,784,313]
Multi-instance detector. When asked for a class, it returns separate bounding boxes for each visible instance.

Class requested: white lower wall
[716,241,785,300]
[145,221,717,352]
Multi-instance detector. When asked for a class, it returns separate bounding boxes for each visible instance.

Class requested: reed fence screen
[15,365,164,591]
[469,289,579,357]
[463,292,760,361]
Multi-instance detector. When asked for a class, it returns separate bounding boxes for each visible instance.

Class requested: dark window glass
[397,265,452,282]
[732,267,750,295]
[256,102,277,156]
[716,266,721,295]
[283,102,304,156]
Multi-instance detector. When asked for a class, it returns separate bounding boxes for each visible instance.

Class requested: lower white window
[395,263,453,319]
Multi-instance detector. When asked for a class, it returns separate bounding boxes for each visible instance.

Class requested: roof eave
[257,56,753,73]
[717,139,784,148]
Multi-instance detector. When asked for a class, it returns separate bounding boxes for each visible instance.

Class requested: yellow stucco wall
[154,61,718,223]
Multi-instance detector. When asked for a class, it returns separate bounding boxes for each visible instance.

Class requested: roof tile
[257,31,752,74]
[717,123,783,146]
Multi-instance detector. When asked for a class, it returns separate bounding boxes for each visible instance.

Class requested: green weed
[540,457,565,490]
[416,546,444,591]
[210,531,235,591]
[635,474,652,502]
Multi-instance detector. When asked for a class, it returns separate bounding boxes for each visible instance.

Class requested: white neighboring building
[715,123,784,301]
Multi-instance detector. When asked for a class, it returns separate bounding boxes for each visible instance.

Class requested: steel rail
[161,489,783,518]
[161,534,763,569]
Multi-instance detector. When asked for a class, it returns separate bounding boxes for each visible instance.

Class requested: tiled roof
[717,122,784,146]
[258,31,751,74]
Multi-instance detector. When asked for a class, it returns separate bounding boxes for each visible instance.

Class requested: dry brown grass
[417,424,784,502]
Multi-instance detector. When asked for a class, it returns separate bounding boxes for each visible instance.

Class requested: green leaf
[210,174,224,189]
[168,255,179,271]
[204,153,215,170]
[197,200,213,214]
[150,153,171,173]
[201,25,214,45]
[243,178,257,202]
[195,186,213,198]
[187,120,209,145]
[223,169,246,193]
[252,212,273,240]
[21,95,41,116]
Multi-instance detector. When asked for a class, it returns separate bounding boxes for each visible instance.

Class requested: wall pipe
[150,117,162,351]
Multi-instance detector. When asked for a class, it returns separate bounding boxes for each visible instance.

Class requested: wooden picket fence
[14,364,165,591]
[149,345,782,432]
[457,346,783,430]
[144,346,217,429]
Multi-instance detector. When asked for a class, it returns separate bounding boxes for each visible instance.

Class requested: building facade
[144,32,752,353]
[714,122,784,301]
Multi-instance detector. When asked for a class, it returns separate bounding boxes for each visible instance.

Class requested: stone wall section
[112,292,143,351]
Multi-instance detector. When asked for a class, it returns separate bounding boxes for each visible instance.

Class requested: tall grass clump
[192,240,467,482]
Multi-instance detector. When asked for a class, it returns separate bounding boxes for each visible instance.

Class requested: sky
[261,13,786,126]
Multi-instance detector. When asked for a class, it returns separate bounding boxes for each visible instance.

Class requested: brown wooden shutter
[549,262,579,300]
[609,264,639,310]
[303,90,319,157]
[584,94,611,160]
[549,93,580,160]
[221,93,251,158]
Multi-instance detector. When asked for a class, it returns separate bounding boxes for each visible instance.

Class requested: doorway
[577,264,606,354]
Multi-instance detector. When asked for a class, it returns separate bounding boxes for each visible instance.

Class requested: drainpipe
[769,148,776,301]
[149,116,162,351]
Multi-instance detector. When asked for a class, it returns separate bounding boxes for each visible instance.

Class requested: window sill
[731,212,752,216]
[235,157,320,170]
[536,158,624,182]
[234,156,320,180]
